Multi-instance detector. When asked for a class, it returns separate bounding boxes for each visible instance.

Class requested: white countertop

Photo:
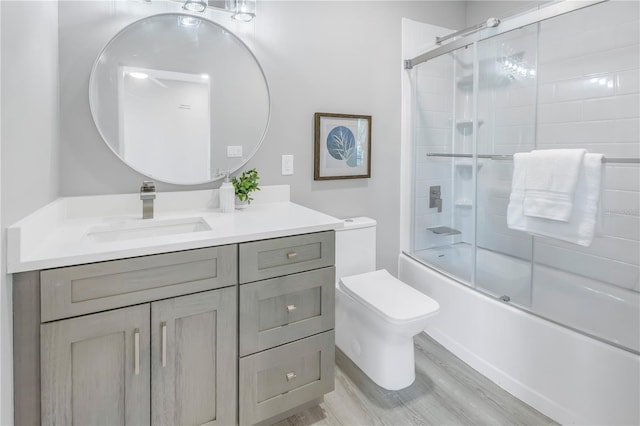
[7,185,343,273]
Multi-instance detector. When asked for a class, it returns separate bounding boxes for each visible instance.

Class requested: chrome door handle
[134,328,140,376]
[161,321,167,368]
[286,304,297,313]
[286,371,297,381]
[286,252,298,260]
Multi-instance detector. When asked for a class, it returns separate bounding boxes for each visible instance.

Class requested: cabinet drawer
[40,245,237,322]
[239,231,335,284]
[239,331,334,426]
[240,267,334,356]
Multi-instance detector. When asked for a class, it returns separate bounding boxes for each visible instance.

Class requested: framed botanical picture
[314,112,371,180]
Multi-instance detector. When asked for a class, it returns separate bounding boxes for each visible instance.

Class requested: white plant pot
[235,198,248,209]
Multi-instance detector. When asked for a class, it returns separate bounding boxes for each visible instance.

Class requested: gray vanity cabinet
[41,304,151,426]
[15,233,337,426]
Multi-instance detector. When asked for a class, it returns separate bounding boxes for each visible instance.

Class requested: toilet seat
[338,269,439,325]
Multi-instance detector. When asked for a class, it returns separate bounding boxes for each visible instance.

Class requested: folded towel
[507,152,603,247]
[523,149,586,222]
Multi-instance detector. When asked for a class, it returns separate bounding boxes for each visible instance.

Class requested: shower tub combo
[400,1,640,425]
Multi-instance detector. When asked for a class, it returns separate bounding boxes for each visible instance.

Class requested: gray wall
[58,1,466,275]
[0,1,60,423]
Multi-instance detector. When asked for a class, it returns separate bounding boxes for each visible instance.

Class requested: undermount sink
[85,217,211,243]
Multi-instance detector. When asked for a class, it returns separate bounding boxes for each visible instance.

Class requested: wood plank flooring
[274,333,557,426]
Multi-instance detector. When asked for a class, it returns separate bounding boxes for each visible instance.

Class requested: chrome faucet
[140,180,156,219]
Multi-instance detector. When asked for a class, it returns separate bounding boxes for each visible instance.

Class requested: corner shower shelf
[455,199,473,208]
[456,119,484,133]
[427,226,462,236]
[456,75,473,90]
[454,158,483,170]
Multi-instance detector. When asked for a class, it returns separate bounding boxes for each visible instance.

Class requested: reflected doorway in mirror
[119,66,212,183]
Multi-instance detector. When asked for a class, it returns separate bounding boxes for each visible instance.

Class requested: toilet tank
[335,217,377,281]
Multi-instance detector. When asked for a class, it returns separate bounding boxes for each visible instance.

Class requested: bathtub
[411,243,640,352]
[398,252,640,425]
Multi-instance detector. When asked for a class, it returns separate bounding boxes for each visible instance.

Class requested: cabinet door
[41,304,150,426]
[152,287,237,426]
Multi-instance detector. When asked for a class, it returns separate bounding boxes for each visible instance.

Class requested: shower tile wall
[413,54,455,252]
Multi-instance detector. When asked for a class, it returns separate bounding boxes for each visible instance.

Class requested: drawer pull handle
[286,252,298,260]
[286,371,297,381]
[134,328,140,376]
[161,322,167,368]
[287,304,297,313]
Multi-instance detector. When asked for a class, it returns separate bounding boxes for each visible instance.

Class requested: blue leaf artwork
[326,126,358,167]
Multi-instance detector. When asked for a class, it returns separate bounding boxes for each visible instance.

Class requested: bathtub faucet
[429,185,442,213]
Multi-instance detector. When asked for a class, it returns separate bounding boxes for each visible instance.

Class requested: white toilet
[335,217,439,390]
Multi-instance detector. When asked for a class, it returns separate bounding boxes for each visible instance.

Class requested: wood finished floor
[274,333,557,426]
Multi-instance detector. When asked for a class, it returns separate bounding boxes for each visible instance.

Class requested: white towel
[523,149,586,222]
[507,152,603,247]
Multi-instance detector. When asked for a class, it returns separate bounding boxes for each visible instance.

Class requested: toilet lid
[338,269,439,324]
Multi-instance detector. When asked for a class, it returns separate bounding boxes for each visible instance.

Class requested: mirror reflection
[89,14,270,185]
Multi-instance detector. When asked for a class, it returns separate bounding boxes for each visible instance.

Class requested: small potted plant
[232,168,260,208]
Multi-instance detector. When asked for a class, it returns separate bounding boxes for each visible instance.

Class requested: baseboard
[422,327,582,424]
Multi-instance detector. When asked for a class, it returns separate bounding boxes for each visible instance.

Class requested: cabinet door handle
[286,371,297,381]
[286,252,298,260]
[161,321,167,368]
[134,328,140,376]
[286,304,297,313]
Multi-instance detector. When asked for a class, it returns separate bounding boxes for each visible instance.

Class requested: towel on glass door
[522,149,586,221]
[507,152,603,247]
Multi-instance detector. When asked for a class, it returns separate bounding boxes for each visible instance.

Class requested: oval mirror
[89,13,270,185]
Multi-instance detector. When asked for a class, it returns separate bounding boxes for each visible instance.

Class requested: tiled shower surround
[411,1,639,352]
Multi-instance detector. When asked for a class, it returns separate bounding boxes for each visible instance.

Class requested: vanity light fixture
[227,0,255,22]
[183,0,207,13]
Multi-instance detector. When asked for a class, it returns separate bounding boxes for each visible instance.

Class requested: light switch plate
[227,146,243,158]
[282,155,294,175]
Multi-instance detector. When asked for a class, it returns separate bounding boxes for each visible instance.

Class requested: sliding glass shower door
[411,24,538,304]
[474,25,538,306]
[408,0,640,353]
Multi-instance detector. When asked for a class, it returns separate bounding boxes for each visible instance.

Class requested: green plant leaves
[232,168,261,203]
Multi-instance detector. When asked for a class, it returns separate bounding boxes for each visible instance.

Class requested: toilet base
[337,330,417,390]
[336,287,424,390]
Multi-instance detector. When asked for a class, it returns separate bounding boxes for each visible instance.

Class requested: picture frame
[314,112,371,180]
